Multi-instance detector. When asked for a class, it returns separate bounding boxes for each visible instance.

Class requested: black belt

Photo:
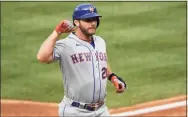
[71,101,104,111]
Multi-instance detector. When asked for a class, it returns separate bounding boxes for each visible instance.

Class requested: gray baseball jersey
[53,33,108,104]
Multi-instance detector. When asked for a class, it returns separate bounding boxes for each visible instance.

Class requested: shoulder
[93,35,106,45]
[93,35,104,41]
[56,38,66,44]
[56,36,75,45]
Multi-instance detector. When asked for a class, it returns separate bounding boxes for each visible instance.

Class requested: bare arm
[105,50,126,93]
[106,63,113,77]
[107,62,126,93]
[37,30,60,63]
[37,20,74,63]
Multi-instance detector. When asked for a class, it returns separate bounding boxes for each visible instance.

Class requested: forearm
[107,62,127,92]
[107,63,118,81]
[37,30,60,63]
[106,63,113,77]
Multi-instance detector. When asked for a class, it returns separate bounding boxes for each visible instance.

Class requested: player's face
[79,17,98,36]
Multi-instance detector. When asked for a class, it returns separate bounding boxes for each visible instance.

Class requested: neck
[75,29,92,43]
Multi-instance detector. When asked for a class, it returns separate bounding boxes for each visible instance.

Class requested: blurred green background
[1,2,186,108]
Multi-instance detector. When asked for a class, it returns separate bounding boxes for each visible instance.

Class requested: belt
[71,101,104,111]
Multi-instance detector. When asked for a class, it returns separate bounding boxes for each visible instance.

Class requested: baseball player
[37,3,126,116]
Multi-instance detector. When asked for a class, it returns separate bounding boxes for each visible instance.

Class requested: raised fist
[55,20,75,34]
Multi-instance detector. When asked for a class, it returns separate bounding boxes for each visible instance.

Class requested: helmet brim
[78,13,102,19]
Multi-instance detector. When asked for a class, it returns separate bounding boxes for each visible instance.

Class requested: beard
[79,23,96,36]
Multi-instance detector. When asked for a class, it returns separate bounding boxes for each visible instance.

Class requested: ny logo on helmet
[89,7,94,13]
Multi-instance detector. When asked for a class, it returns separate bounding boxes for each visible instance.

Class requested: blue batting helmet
[72,3,102,27]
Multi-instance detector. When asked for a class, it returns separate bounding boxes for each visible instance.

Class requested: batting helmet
[72,3,102,27]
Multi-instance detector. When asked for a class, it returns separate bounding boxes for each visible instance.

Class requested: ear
[74,20,79,27]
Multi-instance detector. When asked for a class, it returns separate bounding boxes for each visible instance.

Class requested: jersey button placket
[91,48,97,102]
[95,49,101,102]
